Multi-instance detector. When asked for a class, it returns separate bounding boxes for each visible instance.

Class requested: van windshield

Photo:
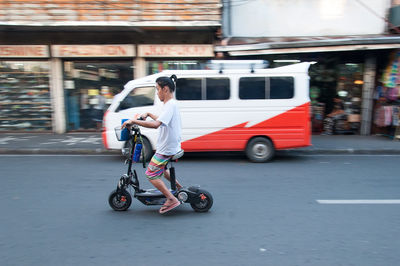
[118,86,155,111]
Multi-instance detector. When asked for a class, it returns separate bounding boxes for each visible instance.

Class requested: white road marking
[0,136,101,145]
[301,154,400,157]
[0,137,19,144]
[317,199,400,204]
[0,154,117,157]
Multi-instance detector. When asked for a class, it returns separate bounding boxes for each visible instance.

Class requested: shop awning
[215,35,400,56]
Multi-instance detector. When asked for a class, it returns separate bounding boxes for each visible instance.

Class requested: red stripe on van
[181,102,311,152]
[102,110,109,149]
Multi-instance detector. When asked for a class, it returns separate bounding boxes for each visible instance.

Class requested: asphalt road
[1,154,399,266]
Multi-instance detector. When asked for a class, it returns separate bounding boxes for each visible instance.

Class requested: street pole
[360,54,376,136]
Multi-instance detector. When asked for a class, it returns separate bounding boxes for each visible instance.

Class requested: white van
[102,62,314,162]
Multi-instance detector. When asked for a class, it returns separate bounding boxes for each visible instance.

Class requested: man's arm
[132,119,161,129]
[143,112,158,121]
[135,112,160,128]
[122,115,161,129]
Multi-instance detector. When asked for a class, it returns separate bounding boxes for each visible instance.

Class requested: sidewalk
[0,132,400,155]
[284,135,400,155]
[0,133,117,155]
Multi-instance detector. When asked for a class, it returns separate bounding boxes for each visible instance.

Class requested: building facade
[218,0,400,136]
[0,0,221,133]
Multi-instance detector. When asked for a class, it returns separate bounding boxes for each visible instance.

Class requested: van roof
[126,62,315,87]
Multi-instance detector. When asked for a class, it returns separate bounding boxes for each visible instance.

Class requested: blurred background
[0,0,399,138]
[2,3,400,265]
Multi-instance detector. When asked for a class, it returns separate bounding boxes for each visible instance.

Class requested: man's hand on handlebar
[121,120,133,129]
[121,115,146,129]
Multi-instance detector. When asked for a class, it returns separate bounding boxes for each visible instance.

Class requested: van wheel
[245,137,275,163]
[122,137,153,162]
[122,141,133,159]
[141,137,153,162]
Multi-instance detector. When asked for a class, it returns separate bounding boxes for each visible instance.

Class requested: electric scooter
[108,122,213,213]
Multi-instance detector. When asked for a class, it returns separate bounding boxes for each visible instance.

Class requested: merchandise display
[309,62,363,135]
[373,50,400,139]
[0,61,52,131]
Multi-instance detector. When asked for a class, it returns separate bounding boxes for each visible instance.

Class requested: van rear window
[176,78,230,100]
[270,77,294,99]
[239,77,266,100]
[239,77,294,100]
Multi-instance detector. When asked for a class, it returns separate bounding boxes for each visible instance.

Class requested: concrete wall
[0,0,221,27]
[225,0,391,37]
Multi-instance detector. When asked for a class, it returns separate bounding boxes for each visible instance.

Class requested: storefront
[62,60,134,131]
[248,52,369,135]
[54,44,214,132]
[372,49,400,139]
[0,45,52,132]
[0,0,220,134]
[52,45,135,131]
[307,57,365,135]
[0,43,216,133]
[215,34,400,135]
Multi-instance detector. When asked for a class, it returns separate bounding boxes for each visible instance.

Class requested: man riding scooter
[122,75,183,214]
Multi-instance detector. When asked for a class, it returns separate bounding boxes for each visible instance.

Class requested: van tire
[245,137,275,163]
[122,137,153,162]
[141,137,153,162]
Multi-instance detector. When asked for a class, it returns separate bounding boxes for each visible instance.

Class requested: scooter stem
[169,166,177,191]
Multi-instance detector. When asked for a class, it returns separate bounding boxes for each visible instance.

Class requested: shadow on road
[109,151,309,163]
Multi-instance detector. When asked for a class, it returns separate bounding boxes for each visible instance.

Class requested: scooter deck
[135,189,176,197]
[135,189,178,206]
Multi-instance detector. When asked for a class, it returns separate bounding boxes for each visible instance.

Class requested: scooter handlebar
[131,116,144,131]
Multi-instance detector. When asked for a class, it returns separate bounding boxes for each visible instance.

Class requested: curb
[279,149,400,155]
[1,148,400,155]
[0,148,120,155]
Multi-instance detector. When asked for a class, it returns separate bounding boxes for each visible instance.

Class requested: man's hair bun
[170,74,177,83]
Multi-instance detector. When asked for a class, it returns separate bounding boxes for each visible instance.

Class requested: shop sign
[0,45,49,58]
[52,45,135,58]
[138,45,214,58]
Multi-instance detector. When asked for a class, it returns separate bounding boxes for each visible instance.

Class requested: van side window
[176,78,230,100]
[239,77,294,99]
[206,78,230,100]
[118,86,155,111]
[176,78,202,100]
[270,77,294,99]
[239,77,266,99]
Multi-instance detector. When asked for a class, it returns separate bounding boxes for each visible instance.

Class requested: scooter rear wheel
[190,189,213,212]
[109,189,132,211]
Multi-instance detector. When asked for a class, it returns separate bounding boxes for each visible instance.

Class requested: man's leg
[149,178,178,205]
[164,169,182,190]
[146,154,180,212]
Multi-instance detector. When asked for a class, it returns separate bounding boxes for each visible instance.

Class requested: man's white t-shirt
[156,99,182,156]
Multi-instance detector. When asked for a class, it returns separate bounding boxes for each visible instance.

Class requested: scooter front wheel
[190,189,213,213]
[109,189,132,211]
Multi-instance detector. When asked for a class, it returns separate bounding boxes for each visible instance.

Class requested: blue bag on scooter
[133,143,142,162]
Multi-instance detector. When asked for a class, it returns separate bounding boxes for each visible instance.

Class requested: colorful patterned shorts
[145,153,172,180]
